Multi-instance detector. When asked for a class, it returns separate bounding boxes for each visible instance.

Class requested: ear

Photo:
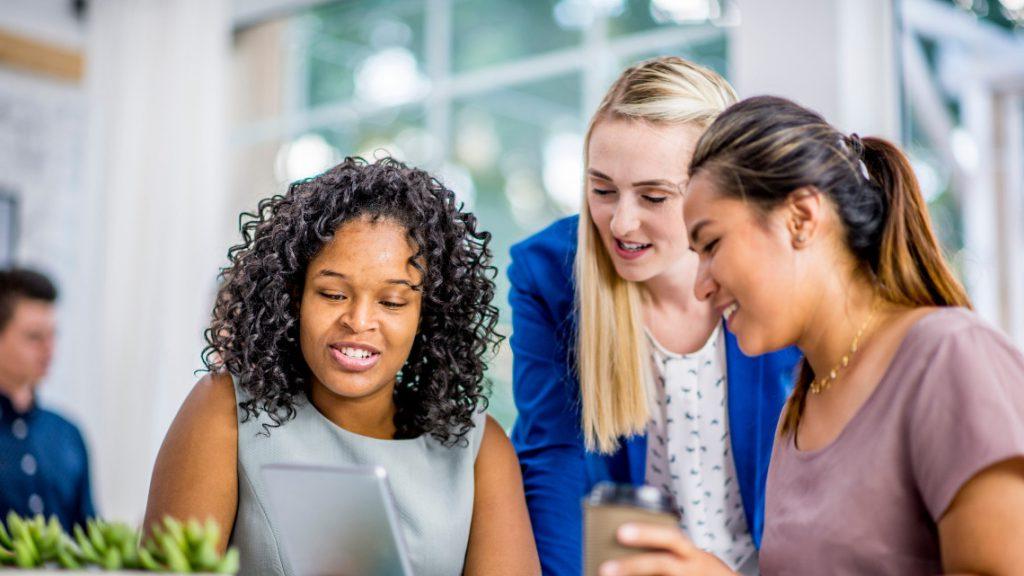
[785,186,824,249]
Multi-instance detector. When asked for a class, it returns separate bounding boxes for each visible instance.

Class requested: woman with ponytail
[508,60,800,576]
[600,95,1024,575]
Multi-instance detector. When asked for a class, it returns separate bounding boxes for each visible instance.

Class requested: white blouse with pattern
[644,325,759,575]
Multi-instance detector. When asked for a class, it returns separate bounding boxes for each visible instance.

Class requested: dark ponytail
[690,96,970,435]
[860,137,971,309]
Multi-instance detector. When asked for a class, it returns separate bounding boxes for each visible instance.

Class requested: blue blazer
[508,215,801,576]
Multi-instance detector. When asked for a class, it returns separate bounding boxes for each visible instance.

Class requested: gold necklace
[809,301,878,395]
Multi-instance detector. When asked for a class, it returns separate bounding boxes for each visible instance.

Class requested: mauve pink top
[759,308,1024,575]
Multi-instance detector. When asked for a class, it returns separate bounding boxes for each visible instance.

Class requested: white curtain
[69,0,231,523]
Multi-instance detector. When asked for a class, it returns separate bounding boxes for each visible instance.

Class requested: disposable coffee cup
[583,482,679,575]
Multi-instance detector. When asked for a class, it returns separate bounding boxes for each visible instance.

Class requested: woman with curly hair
[143,157,540,575]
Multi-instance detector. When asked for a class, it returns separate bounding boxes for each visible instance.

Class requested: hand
[598,523,738,576]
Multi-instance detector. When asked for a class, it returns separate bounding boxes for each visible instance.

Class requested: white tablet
[261,463,415,576]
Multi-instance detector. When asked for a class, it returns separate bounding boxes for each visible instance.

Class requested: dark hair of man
[0,268,58,332]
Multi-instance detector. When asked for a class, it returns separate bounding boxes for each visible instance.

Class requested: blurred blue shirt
[0,392,95,530]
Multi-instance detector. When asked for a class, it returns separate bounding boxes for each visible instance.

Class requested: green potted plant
[0,513,238,574]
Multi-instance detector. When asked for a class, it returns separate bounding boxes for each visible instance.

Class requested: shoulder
[149,372,239,483]
[916,306,1005,338]
[35,406,83,435]
[507,215,579,327]
[172,372,239,435]
[508,215,578,286]
[510,214,578,258]
[892,309,1024,521]
[893,307,1024,403]
[901,307,1020,368]
[188,371,238,410]
[476,414,515,463]
[467,410,496,456]
[34,407,90,451]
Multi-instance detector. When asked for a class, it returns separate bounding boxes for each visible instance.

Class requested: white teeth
[341,347,373,359]
[723,303,738,321]
[618,240,650,251]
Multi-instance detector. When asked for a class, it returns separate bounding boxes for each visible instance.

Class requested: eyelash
[591,189,668,204]
[320,292,406,309]
[702,239,719,255]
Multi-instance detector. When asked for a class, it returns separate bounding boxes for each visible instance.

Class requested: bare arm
[938,457,1024,576]
[463,416,540,576]
[142,372,239,552]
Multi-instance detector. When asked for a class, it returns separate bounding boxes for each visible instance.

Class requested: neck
[0,375,35,413]
[639,255,718,353]
[641,255,707,314]
[796,269,878,384]
[310,381,398,440]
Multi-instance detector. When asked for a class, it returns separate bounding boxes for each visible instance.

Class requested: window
[231,0,733,426]
[899,0,1024,340]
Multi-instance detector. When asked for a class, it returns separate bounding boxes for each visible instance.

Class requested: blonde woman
[508,57,801,575]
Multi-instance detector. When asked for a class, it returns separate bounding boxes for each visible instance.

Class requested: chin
[611,261,660,283]
[316,373,388,400]
[733,329,789,357]
[736,338,768,357]
[614,269,648,283]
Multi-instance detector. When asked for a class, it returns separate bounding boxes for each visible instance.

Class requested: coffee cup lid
[585,482,675,514]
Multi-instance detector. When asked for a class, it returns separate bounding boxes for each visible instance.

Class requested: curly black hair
[203,157,502,446]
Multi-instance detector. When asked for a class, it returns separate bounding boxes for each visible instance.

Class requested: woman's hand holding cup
[598,523,737,576]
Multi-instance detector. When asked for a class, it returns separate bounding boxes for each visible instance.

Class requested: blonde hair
[577,57,737,453]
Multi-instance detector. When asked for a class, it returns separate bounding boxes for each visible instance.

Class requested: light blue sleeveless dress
[228,378,486,576]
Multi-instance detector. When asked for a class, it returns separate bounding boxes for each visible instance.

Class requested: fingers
[599,552,690,576]
[596,524,700,576]
[617,523,698,558]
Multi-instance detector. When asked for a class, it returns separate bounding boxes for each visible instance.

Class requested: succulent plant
[73,519,143,569]
[138,517,239,574]
[0,512,239,573]
[0,512,80,569]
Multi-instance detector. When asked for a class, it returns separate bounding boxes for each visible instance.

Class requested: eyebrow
[688,219,712,247]
[316,270,416,288]
[587,169,680,191]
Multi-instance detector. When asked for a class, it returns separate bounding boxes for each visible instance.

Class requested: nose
[693,257,718,302]
[38,336,55,366]
[341,297,377,333]
[609,196,640,238]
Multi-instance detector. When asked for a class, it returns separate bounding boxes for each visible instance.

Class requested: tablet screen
[262,463,414,576]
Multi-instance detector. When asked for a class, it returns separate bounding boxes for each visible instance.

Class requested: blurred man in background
[0,268,94,530]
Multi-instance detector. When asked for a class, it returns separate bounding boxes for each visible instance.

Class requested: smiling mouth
[329,345,382,372]
[338,346,376,359]
[616,239,652,252]
[723,303,738,321]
